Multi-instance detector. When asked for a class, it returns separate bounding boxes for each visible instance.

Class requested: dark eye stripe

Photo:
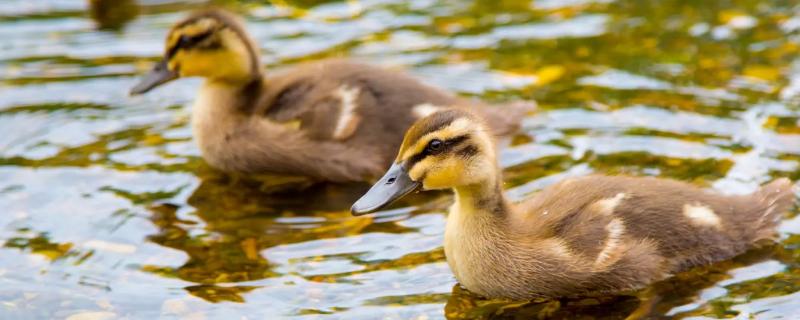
[184,30,214,45]
[166,30,214,58]
[456,145,478,158]
[405,134,470,168]
[444,135,469,148]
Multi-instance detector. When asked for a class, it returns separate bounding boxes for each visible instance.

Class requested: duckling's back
[515,176,794,295]
[259,60,534,165]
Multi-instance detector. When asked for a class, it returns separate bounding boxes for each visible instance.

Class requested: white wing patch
[332,85,361,140]
[412,103,444,118]
[591,193,626,216]
[683,204,721,228]
[594,218,626,269]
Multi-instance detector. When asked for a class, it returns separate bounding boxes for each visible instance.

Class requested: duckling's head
[130,9,261,95]
[352,109,498,215]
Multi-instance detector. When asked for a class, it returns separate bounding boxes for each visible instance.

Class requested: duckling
[129,9,533,183]
[88,0,139,31]
[351,109,795,300]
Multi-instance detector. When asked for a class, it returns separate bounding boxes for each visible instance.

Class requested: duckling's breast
[444,208,481,293]
[444,199,603,299]
[444,203,516,297]
[190,82,247,169]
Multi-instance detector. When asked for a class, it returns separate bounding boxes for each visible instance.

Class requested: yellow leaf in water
[241,238,259,260]
[39,250,63,260]
[699,58,717,69]
[743,65,780,82]
[718,10,746,23]
[764,116,779,129]
[576,46,590,57]
[718,10,737,23]
[142,134,164,146]
[534,65,565,86]
[666,158,683,166]
[643,38,658,49]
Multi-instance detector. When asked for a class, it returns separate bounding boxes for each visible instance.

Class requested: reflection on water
[0,0,799,318]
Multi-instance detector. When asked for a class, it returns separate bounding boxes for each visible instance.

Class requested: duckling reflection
[186,171,372,216]
[88,0,139,31]
[141,173,430,303]
[444,284,640,319]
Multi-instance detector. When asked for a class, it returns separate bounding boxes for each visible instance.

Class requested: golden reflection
[185,284,260,303]
[3,231,76,261]
[140,174,378,302]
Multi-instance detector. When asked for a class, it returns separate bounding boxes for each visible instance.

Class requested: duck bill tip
[350,163,420,216]
[350,203,378,216]
[129,59,177,96]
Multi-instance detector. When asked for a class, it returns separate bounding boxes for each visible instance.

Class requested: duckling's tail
[751,178,795,240]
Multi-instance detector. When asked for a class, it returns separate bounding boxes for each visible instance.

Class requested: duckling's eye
[426,139,444,154]
[177,31,213,49]
[177,35,191,48]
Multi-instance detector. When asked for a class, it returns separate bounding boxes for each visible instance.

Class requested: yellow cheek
[422,159,464,189]
[173,50,248,80]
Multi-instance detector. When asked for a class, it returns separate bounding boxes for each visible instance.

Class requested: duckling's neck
[191,77,264,162]
[193,75,263,118]
[448,174,511,247]
[452,179,509,218]
[445,177,513,293]
[193,81,245,125]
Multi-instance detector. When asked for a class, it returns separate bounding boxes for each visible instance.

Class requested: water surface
[1,0,799,319]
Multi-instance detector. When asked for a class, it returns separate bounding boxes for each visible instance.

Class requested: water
[1,0,799,319]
